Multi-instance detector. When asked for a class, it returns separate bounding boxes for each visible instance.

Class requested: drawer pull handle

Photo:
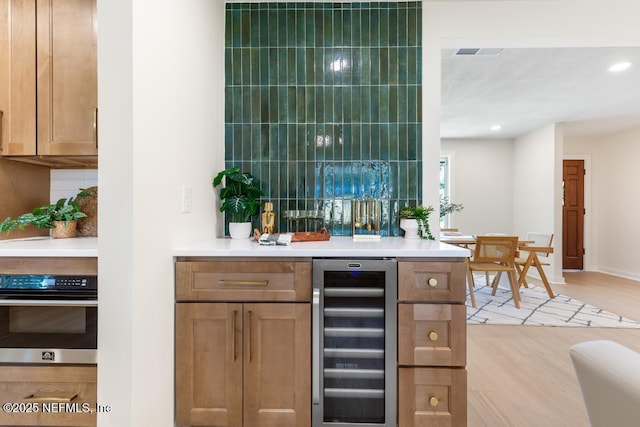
[427,278,438,287]
[429,396,439,407]
[219,280,269,286]
[428,331,439,341]
[23,393,78,403]
[232,310,238,361]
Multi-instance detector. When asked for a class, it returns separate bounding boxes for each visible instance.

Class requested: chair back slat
[524,232,554,258]
[474,235,518,263]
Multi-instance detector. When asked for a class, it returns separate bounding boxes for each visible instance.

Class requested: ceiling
[440,47,640,139]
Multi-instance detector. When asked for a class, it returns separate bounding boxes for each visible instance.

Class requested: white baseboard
[596,267,640,282]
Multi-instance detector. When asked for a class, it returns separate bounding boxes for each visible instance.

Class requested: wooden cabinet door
[176,303,243,427]
[0,0,37,155]
[398,260,466,303]
[244,303,310,427]
[36,0,97,156]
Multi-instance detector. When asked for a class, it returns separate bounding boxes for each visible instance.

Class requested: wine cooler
[312,259,397,427]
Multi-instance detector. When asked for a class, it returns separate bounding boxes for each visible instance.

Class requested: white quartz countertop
[0,236,98,257]
[174,236,470,258]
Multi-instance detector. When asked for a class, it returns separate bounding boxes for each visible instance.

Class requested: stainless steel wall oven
[0,274,97,364]
[312,258,397,427]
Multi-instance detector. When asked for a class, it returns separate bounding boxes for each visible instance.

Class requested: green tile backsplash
[224,2,422,236]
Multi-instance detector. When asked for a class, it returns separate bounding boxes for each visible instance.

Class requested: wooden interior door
[244,303,310,427]
[563,160,585,269]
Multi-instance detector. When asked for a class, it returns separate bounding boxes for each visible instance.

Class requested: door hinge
[583,248,586,255]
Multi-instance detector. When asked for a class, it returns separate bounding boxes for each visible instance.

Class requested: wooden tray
[291,227,330,242]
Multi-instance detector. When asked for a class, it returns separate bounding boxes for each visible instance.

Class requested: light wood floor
[468,271,640,426]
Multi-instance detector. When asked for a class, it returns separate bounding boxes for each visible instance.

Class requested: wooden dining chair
[466,235,520,309]
[515,232,555,298]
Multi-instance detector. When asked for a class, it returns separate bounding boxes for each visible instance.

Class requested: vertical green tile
[306,124,316,161]
[250,9,260,46]
[333,86,343,124]
[351,124,361,159]
[286,9,296,46]
[268,9,278,47]
[371,86,379,123]
[259,10,268,48]
[343,124,352,161]
[398,124,408,161]
[241,9,250,46]
[351,86,361,122]
[407,124,417,161]
[398,47,408,84]
[389,123,400,160]
[416,86,422,122]
[232,48,241,85]
[361,48,371,84]
[305,9,315,46]
[407,47,417,84]
[397,6,407,47]
[371,9,379,47]
[287,124,296,160]
[305,48,315,85]
[225,10,233,47]
[315,124,325,161]
[351,9,361,46]
[297,124,307,160]
[278,10,288,46]
[296,87,305,123]
[225,124,233,161]
[361,124,371,160]
[314,49,324,85]
[408,6,417,47]
[371,124,380,159]
[225,86,232,122]
[232,10,241,48]
[351,49,361,85]
[278,125,288,161]
[251,86,260,123]
[398,86,407,123]
[305,86,316,124]
[343,86,352,123]
[379,47,389,84]
[379,86,389,123]
[241,49,251,84]
[380,123,389,160]
[333,8,342,47]
[242,124,251,160]
[251,124,261,160]
[287,86,297,123]
[277,48,287,84]
[324,86,333,124]
[268,47,278,84]
[295,9,305,47]
[250,48,260,85]
[389,86,398,123]
[408,86,417,123]
[269,86,278,123]
[371,47,380,84]
[361,86,371,123]
[388,7,398,46]
[232,86,242,123]
[278,86,288,123]
[314,9,324,47]
[242,87,251,123]
[361,9,370,46]
[379,9,389,46]
[323,8,333,47]
[288,48,297,85]
[315,86,324,124]
[388,47,398,84]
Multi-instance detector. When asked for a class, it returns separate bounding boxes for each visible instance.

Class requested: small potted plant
[399,205,435,240]
[213,166,264,239]
[0,193,89,239]
[440,196,464,219]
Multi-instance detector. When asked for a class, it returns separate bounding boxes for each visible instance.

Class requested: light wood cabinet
[0,0,97,165]
[175,258,311,427]
[0,365,97,426]
[398,258,468,426]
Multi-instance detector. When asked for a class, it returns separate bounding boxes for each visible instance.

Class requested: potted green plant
[212,166,264,239]
[0,192,89,239]
[399,205,435,240]
[440,196,464,219]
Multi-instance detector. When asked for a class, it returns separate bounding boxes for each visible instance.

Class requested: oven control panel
[0,275,97,298]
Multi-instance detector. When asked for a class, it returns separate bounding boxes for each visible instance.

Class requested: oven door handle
[0,299,98,307]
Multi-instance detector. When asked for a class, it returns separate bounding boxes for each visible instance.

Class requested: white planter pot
[400,218,420,239]
[228,222,252,239]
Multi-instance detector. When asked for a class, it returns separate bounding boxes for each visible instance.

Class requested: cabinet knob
[429,396,439,407]
[428,331,439,341]
[427,277,438,287]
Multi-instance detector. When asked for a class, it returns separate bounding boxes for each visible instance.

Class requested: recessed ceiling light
[490,125,502,131]
[609,61,632,72]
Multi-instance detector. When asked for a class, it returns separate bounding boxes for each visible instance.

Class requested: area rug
[466,280,640,327]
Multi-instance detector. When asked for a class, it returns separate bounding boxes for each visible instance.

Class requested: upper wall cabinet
[0,0,97,167]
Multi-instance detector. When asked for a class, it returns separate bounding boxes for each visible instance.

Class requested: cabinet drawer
[0,365,96,426]
[398,260,466,302]
[398,304,466,367]
[176,258,312,302]
[398,367,467,427]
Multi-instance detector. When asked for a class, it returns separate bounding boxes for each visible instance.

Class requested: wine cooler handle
[312,287,320,405]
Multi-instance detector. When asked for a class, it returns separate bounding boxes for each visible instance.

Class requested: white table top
[174,236,471,258]
[0,236,98,257]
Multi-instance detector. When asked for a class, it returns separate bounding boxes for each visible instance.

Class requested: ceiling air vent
[454,48,503,56]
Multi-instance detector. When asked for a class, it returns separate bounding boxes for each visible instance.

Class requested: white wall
[96,1,640,425]
[97,0,224,425]
[565,127,640,280]
[441,138,513,235]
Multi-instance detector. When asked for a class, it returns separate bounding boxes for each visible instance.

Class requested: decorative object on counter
[283,209,324,233]
[352,198,381,240]
[213,166,263,239]
[399,205,435,240]
[0,190,89,239]
[261,202,275,234]
[253,227,330,243]
[76,186,97,236]
[440,196,464,218]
